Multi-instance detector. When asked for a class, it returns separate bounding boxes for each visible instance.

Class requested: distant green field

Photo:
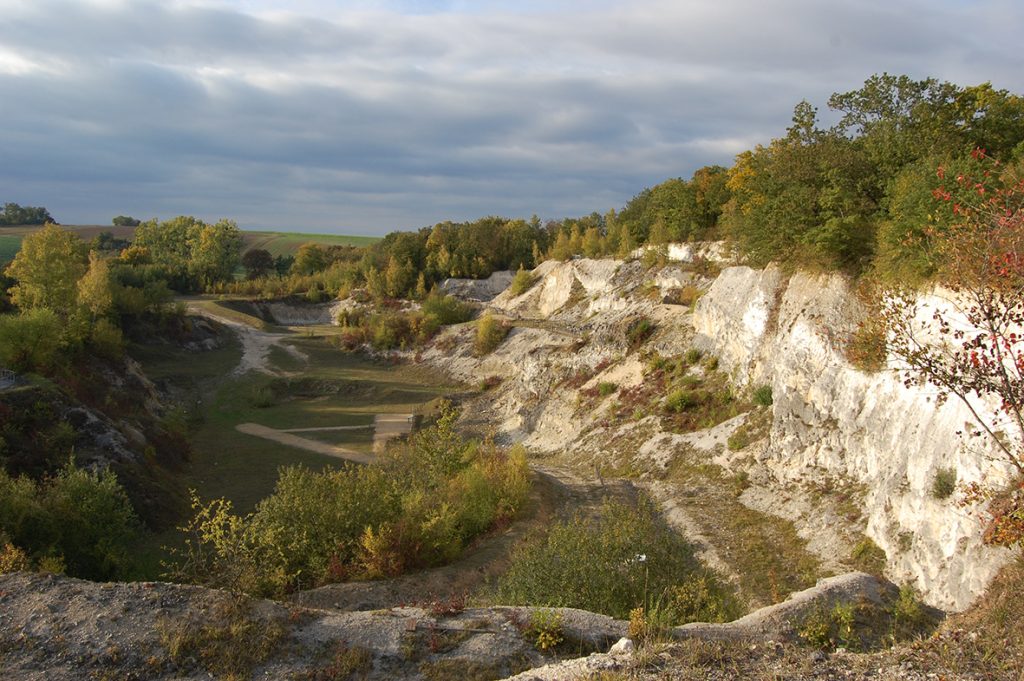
[241,231,380,257]
[0,235,21,263]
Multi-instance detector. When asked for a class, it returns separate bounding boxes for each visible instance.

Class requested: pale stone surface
[440,270,514,301]
[693,268,1015,610]
[422,257,1012,611]
[608,637,635,655]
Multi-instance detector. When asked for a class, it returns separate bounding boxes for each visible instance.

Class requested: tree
[90,231,130,253]
[132,216,197,273]
[292,243,327,276]
[241,248,275,279]
[188,219,242,287]
[881,150,1024,546]
[384,256,414,298]
[582,226,603,258]
[0,203,53,226]
[132,216,241,291]
[548,230,573,261]
[364,266,387,300]
[274,254,294,276]
[4,223,87,314]
[77,252,114,319]
[0,308,63,371]
[111,215,141,227]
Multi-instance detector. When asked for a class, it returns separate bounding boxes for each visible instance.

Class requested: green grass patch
[191,298,277,330]
[496,497,739,623]
[0,234,21,263]
[132,327,457,518]
[131,322,460,584]
[663,452,822,608]
[850,535,887,575]
[241,231,379,257]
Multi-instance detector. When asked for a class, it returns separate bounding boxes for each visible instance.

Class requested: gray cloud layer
[1,0,1021,234]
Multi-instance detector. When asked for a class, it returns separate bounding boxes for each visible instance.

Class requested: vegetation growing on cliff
[876,149,1024,548]
[0,463,140,580]
[168,405,530,596]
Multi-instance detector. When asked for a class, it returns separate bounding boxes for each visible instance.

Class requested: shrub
[89,318,124,360]
[625,317,655,350]
[931,467,957,500]
[684,348,703,364]
[597,382,617,397]
[668,572,738,624]
[305,285,329,304]
[0,542,30,574]
[508,266,538,297]
[250,385,276,408]
[850,536,887,575]
[889,584,933,642]
[497,498,733,621]
[42,465,141,580]
[421,291,473,325]
[527,609,564,651]
[169,405,530,596]
[474,313,510,356]
[0,309,63,372]
[627,599,681,646]
[752,384,773,407]
[846,318,887,373]
[799,602,857,650]
[0,464,140,580]
[665,389,707,413]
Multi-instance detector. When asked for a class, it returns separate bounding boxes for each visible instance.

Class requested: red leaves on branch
[879,150,1024,547]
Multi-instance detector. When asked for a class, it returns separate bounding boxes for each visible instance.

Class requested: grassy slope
[241,231,379,256]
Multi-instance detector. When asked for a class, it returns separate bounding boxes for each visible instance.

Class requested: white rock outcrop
[693,267,1016,610]
[440,270,514,301]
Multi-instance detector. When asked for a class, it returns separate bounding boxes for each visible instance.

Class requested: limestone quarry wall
[692,266,1016,610]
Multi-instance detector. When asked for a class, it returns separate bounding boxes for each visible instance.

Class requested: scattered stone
[607,637,634,655]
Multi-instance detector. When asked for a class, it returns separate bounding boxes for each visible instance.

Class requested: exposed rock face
[427,255,1013,610]
[250,300,345,326]
[440,270,514,302]
[692,267,1015,610]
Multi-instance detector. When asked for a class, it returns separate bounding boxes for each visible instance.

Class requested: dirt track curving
[235,422,374,464]
[187,303,307,375]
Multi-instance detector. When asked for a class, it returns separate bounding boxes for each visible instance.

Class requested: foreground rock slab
[0,570,913,680]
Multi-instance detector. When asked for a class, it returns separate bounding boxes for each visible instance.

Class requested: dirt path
[279,425,372,433]
[642,479,741,588]
[372,413,416,448]
[188,303,307,375]
[236,422,375,464]
[237,412,417,463]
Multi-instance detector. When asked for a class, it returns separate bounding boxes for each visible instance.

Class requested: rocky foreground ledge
[0,570,947,680]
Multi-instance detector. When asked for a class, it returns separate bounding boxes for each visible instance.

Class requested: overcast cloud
[1,0,1021,234]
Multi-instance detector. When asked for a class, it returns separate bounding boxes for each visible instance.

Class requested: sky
[1,0,1022,235]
